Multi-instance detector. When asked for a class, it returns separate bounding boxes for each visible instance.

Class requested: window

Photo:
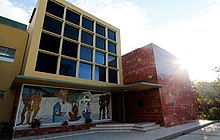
[109,69,118,84]
[137,99,144,107]
[66,9,80,25]
[108,41,116,54]
[59,58,76,77]
[39,33,60,53]
[0,46,16,62]
[79,63,92,80]
[108,55,117,68]
[96,51,105,65]
[43,16,62,35]
[96,24,105,36]
[0,90,6,98]
[62,40,78,58]
[96,37,105,50]
[35,52,58,74]
[64,24,79,41]
[95,66,106,82]
[46,0,64,18]
[80,46,93,62]
[82,17,93,31]
[108,29,116,41]
[81,31,93,46]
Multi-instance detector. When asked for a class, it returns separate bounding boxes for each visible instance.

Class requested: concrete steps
[90,122,162,132]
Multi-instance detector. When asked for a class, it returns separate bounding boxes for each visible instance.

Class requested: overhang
[11,75,162,93]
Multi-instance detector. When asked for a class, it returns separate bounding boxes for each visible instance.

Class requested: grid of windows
[35,0,120,84]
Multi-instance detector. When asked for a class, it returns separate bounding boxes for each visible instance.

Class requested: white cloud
[0,0,31,24]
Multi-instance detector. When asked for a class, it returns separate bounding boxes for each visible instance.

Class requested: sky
[0,0,220,82]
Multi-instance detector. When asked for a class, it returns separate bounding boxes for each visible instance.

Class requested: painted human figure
[104,95,110,119]
[99,95,105,119]
[82,102,91,119]
[69,103,81,121]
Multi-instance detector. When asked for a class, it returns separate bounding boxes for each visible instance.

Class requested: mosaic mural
[16,85,111,126]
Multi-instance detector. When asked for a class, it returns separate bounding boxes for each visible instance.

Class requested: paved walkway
[13,120,216,140]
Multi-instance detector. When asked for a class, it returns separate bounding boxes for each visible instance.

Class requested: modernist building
[0,0,198,138]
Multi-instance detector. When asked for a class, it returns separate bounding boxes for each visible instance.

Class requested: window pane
[108,41,116,54]
[108,29,116,41]
[46,0,64,18]
[108,55,117,68]
[96,24,105,36]
[66,9,80,25]
[96,51,105,65]
[60,58,76,77]
[80,46,93,62]
[35,52,58,74]
[109,69,118,84]
[81,31,93,46]
[82,17,93,31]
[39,33,60,53]
[96,37,105,50]
[43,16,62,35]
[62,40,78,58]
[79,63,92,80]
[0,46,16,62]
[64,24,79,41]
[95,66,106,82]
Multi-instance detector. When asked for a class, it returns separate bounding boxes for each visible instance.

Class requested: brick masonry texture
[122,43,198,127]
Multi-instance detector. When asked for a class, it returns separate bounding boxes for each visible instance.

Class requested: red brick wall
[124,89,163,124]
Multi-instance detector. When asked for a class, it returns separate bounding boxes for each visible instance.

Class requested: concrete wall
[0,24,28,122]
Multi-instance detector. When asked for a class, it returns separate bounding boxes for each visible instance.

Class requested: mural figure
[82,102,92,119]
[99,95,111,119]
[29,91,42,123]
[53,102,62,122]
[104,95,110,119]
[69,103,81,121]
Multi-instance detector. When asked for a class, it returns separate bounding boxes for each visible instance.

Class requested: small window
[43,16,62,35]
[0,90,6,98]
[137,99,144,107]
[108,41,116,54]
[35,52,58,74]
[95,66,106,82]
[39,33,60,53]
[80,46,93,62]
[64,24,79,41]
[62,40,78,58]
[108,55,117,68]
[0,46,16,62]
[96,51,105,65]
[81,31,93,46]
[96,24,105,36]
[59,58,76,77]
[108,69,118,84]
[108,29,116,41]
[82,17,93,31]
[66,9,80,25]
[46,0,64,18]
[96,37,105,50]
[79,63,92,80]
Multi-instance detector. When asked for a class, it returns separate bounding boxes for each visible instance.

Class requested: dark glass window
[46,0,64,18]
[39,33,60,53]
[43,16,62,35]
[108,41,116,54]
[80,46,93,62]
[79,63,92,80]
[82,17,93,31]
[59,58,76,77]
[108,55,117,68]
[66,9,80,25]
[96,51,105,65]
[0,46,16,62]
[108,29,116,41]
[64,24,79,40]
[96,37,105,50]
[81,31,93,46]
[109,69,118,84]
[96,24,105,36]
[35,52,58,74]
[95,66,106,82]
[62,40,78,58]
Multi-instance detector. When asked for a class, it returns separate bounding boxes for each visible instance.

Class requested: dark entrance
[111,93,124,122]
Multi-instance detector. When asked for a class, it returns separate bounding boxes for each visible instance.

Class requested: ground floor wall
[124,89,164,124]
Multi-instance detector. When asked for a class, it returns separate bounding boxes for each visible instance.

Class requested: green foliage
[192,81,220,120]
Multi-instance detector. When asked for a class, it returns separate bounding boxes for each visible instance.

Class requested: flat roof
[11,75,162,93]
[0,16,27,31]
